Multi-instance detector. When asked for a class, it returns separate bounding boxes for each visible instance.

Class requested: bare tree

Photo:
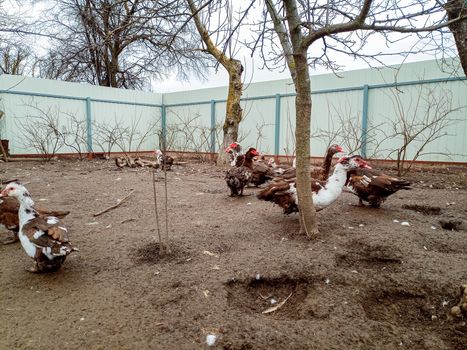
[35,0,208,89]
[444,0,467,76]
[0,1,36,75]
[0,46,30,75]
[186,0,256,164]
[247,0,467,236]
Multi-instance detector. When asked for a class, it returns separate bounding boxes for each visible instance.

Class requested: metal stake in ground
[151,163,171,256]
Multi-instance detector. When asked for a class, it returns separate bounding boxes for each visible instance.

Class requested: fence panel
[1,69,466,163]
[368,81,467,162]
[310,89,364,157]
[91,101,161,154]
[1,94,87,155]
[165,104,211,153]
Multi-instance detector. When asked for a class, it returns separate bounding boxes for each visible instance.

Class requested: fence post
[210,100,216,154]
[161,103,167,151]
[274,94,281,159]
[361,85,369,158]
[85,97,93,158]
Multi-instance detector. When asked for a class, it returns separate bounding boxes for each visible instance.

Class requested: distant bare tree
[36,0,208,89]
[0,46,30,75]
[0,1,35,75]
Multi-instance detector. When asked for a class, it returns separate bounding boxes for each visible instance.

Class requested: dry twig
[93,190,135,217]
[262,292,293,314]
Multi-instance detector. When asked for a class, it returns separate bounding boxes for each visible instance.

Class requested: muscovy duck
[155,149,174,170]
[258,155,370,214]
[346,167,411,208]
[279,144,344,181]
[224,147,259,196]
[0,182,77,272]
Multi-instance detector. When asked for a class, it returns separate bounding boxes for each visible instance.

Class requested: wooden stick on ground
[93,190,135,217]
[262,292,293,314]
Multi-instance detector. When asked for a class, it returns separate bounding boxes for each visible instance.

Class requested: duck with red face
[225,142,243,166]
[258,155,370,214]
[224,147,259,196]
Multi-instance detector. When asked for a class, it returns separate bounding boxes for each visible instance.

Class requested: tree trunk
[186,0,244,165]
[294,53,318,236]
[217,60,244,165]
[445,0,467,76]
[108,57,119,88]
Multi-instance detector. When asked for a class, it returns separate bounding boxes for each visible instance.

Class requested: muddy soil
[0,159,466,350]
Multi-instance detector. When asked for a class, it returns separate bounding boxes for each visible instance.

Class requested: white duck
[155,149,174,170]
[0,182,77,272]
[257,155,370,214]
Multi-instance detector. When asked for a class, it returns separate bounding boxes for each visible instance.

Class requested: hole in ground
[439,219,466,231]
[361,286,467,349]
[402,204,442,215]
[362,289,432,327]
[225,275,311,320]
[130,241,192,265]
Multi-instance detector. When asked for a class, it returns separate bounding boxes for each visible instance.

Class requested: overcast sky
[8,0,454,93]
[152,47,437,93]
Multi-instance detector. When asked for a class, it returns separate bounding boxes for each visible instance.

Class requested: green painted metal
[0,89,162,108]
[210,100,216,153]
[91,98,161,108]
[161,103,167,150]
[274,94,281,156]
[361,85,369,158]
[1,76,464,109]
[85,97,93,152]
[1,75,465,159]
[0,89,88,101]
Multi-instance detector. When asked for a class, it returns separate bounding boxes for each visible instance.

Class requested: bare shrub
[384,84,464,175]
[16,102,64,160]
[312,100,388,159]
[92,118,128,157]
[60,112,88,159]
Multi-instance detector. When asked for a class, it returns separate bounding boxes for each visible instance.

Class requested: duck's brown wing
[310,179,327,193]
[22,215,70,244]
[35,207,70,219]
[346,175,368,194]
[0,197,20,231]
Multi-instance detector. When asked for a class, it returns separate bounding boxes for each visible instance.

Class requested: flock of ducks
[0,146,410,274]
[224,142,411,214]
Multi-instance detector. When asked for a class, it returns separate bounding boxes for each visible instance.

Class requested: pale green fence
[1,60,466,162]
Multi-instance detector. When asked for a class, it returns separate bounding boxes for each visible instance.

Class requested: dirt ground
[0,158,466,350]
